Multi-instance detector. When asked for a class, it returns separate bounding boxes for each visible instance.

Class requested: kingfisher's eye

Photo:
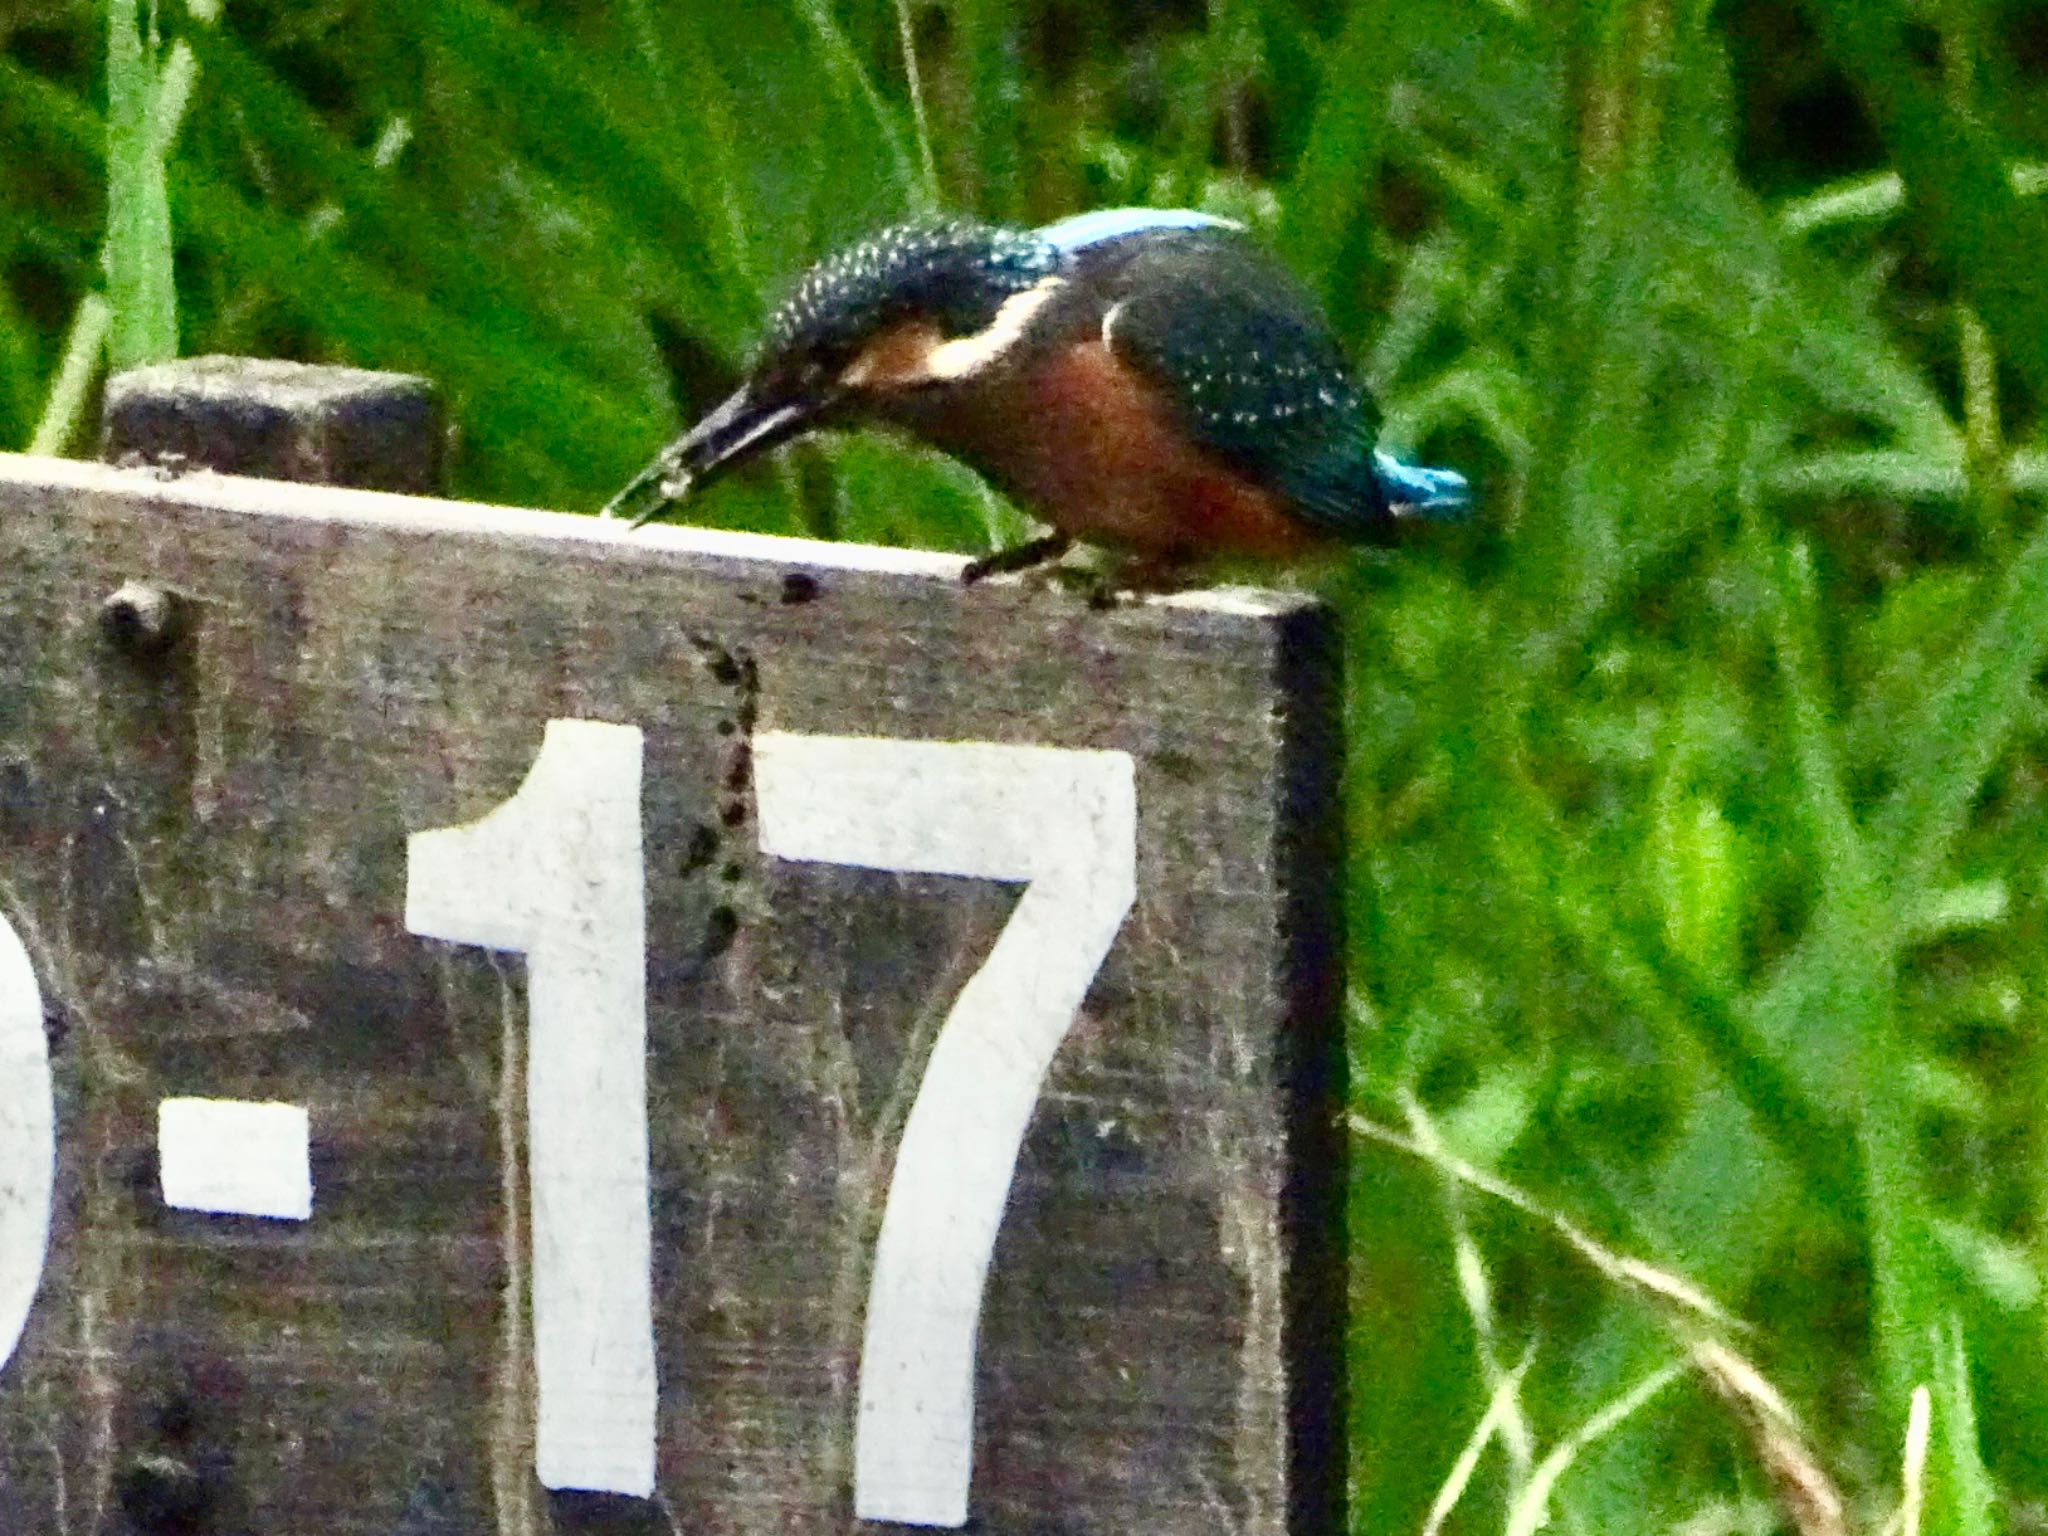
[803,345,860,388]
[761,353,833,396]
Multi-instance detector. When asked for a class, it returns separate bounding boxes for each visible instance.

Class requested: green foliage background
[5,0,2048,1529]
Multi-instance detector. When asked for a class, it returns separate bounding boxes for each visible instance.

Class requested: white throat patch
[915,276,1067,383]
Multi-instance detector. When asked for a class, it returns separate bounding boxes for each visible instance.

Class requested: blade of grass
[105,0,177,370]
[1798,0,2048,397]
[184,28,653,387]
[39,0,207,451]
[1483,759,1853,1217]
[149,0,217,161]
[11,53,639,477]
[1759,534,1945,1420]
[1420,1349,1537,1536]
[1867,507,2048,903]
[173,170,648,498]
[1691,1339,1851,1536]
[1757,538,1878,1094]
[27,292,112,456]
[1279,0,1397,295]
[1928,1319,1998,1536]
[1901,1385,1931,1536]
[0,246,40,447]
[891,0,940,209]
[1402,1092,1539,1476]
[1349,1113,1740,1332]
[1502,1362,1687,1536]
[948,0,1026,218]
[791,0,921,211]
[413,0,759,339]
[1779,163,2048,236]
[641,2,762,293]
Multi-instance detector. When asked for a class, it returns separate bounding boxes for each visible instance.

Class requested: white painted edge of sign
[157,1097,314,1222]
[0,452,1307,618]
[0,912,54,1378]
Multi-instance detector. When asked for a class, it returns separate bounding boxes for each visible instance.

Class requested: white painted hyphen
[0,912,53,1380]
[157,1098,313,1220]
[754,732,1137,1529]
[405,719,657,1498]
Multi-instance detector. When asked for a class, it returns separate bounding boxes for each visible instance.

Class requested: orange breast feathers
[1001,337,1324,561]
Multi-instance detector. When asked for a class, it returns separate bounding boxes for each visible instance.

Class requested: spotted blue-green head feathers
[759,220,1059,369]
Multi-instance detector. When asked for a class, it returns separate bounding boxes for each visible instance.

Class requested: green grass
[102,0,176,371]
[5,0,2046,1530]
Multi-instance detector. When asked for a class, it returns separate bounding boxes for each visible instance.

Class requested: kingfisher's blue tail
[1374,450,1472,520]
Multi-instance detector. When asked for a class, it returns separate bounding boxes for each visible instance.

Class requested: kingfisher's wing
[1094,232,1396,538]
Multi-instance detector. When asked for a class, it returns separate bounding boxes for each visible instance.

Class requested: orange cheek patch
[841,320,946,390]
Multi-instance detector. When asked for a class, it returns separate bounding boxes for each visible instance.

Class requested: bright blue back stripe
[1038,207,1241,254]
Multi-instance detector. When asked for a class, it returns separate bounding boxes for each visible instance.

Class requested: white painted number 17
[403,720,1135,1526]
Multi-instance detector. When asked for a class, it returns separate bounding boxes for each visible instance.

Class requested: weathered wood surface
[0,451,1344,1536]
[102,356,443,492]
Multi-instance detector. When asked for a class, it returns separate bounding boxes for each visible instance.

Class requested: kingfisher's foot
[1025,564,1125,608]
[1043,559,1198,610]
[962,534,1072,585]
[1085,555,1199,606]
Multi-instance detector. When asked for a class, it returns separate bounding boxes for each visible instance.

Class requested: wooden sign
[0,438,1344,1533]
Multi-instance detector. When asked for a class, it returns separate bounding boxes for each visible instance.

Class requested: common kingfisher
[604,208,1470,587]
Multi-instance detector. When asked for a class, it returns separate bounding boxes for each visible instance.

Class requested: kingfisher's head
[610,220,1071,523]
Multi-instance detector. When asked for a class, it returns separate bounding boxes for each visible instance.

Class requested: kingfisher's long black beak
[601,382,830,527]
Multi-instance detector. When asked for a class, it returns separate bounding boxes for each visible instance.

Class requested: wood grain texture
[0,453,1344,1536]
[101,356,443,492]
